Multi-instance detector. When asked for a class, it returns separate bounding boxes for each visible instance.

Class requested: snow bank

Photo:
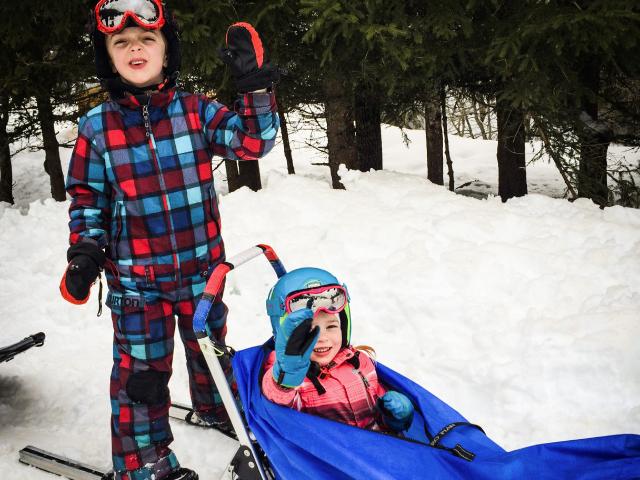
[1,124,639,478]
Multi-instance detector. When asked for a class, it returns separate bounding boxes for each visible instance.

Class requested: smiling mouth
[313,346,332,354]
[130,59,146,66]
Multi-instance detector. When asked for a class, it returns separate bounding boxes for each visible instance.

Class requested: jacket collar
[320,346,356,372]
[114,88,176,110]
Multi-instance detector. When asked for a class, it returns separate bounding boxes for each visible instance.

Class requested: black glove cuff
[235,63,280,93]
[67,242,106,268]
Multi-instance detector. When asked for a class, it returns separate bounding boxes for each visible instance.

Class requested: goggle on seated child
[262,267,415,433]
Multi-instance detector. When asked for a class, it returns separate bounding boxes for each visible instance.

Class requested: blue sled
[233,342,640,480]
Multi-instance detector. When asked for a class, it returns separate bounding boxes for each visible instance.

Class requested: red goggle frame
[94,0,165,34]
[285,284,348,315]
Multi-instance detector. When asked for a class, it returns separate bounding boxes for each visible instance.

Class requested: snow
[1,120,639,479]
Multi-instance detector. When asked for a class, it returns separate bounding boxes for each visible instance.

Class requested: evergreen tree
[300,0,416,186]
[0,39,18,204]
[0,0,94,202]
[483,0,640,205]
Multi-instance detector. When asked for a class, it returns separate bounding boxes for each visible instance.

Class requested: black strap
[306,362,326,395]
[309,375,326,395]
[427,421,485,462]
[429,421,485,446]
[346,350,360,369]
[96,273,103,317]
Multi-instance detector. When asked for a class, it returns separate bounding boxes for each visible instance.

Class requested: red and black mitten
[219,22,280,93]
[60,242,105,304]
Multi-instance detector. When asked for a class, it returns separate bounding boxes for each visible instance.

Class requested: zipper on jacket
[114,201,123,258]
[356,369,375,413]
[142,104,151,137]
[142,102,182,286]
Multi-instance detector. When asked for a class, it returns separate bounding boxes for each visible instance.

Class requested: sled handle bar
[193,245,282,479]
[193,244,286,337]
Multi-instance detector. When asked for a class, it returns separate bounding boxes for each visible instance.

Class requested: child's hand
[272,308,319,388]
[60,243,105,304]
[379,391,415,432]
[219,22,280,93]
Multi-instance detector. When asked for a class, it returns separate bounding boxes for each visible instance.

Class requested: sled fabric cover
[232,344,640,480]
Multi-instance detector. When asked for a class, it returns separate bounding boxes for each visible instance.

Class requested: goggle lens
[286,285,347,315]
[96,0,164,33]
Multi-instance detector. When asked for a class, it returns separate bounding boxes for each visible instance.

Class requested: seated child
[262,267,414,433]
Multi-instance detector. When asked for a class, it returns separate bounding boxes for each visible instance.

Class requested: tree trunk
[425,89,443,185]
[35,92,65,201]
[354,83,382,171]
[277,106,295,174]
[0,94,13,204]
[323,73,357,189]
[496,101,527,201]
[224,159,261,192]
[441,86,454,191]
[238,160,262,191]
[577,61,609,207]
[578,141,609,206]
[225,160,241,192]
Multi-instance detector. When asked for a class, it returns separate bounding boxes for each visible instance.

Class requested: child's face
[106,27,167,88]
[310,311,342,366]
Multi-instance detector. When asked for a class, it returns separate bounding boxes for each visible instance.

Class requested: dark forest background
[0,0,638,207]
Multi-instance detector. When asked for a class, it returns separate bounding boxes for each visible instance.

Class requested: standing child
[59,1,279,479]
[263,268,415,433]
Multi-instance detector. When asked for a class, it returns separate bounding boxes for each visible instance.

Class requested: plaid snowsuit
[262,347,388,430]
[66,88,278,480]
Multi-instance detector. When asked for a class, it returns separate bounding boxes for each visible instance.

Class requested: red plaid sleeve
[200,91,279,161]
[66,115,111,248]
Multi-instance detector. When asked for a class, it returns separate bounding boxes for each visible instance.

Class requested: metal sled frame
[193,244,286,480]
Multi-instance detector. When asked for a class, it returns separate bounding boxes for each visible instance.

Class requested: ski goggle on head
[285,285,348,315]
[95,0,165,34]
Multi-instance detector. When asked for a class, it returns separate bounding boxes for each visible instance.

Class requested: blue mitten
[272,308,320,388]
[379,391,415,432]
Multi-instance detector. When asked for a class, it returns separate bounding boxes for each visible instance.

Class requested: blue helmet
[266,267,351,347]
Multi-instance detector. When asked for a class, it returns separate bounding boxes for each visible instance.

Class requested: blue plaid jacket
[66,89,279,287]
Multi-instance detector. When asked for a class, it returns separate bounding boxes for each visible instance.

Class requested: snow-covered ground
[1,119,639,479]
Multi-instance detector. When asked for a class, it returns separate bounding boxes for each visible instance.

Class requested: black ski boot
[164,467,199,480]
[185,410,237,439]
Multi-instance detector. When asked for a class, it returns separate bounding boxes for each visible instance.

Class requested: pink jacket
[262,346,387,429]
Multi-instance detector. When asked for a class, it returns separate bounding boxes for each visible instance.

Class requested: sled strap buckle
[211,339,235,358]
[451,444,476,462]
[429,421,484,462]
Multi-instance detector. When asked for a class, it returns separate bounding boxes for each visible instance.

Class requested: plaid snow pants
[106,270,232,480]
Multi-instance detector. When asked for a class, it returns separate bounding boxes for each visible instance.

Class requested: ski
[19,445,111,480]
[19,403,237,479]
